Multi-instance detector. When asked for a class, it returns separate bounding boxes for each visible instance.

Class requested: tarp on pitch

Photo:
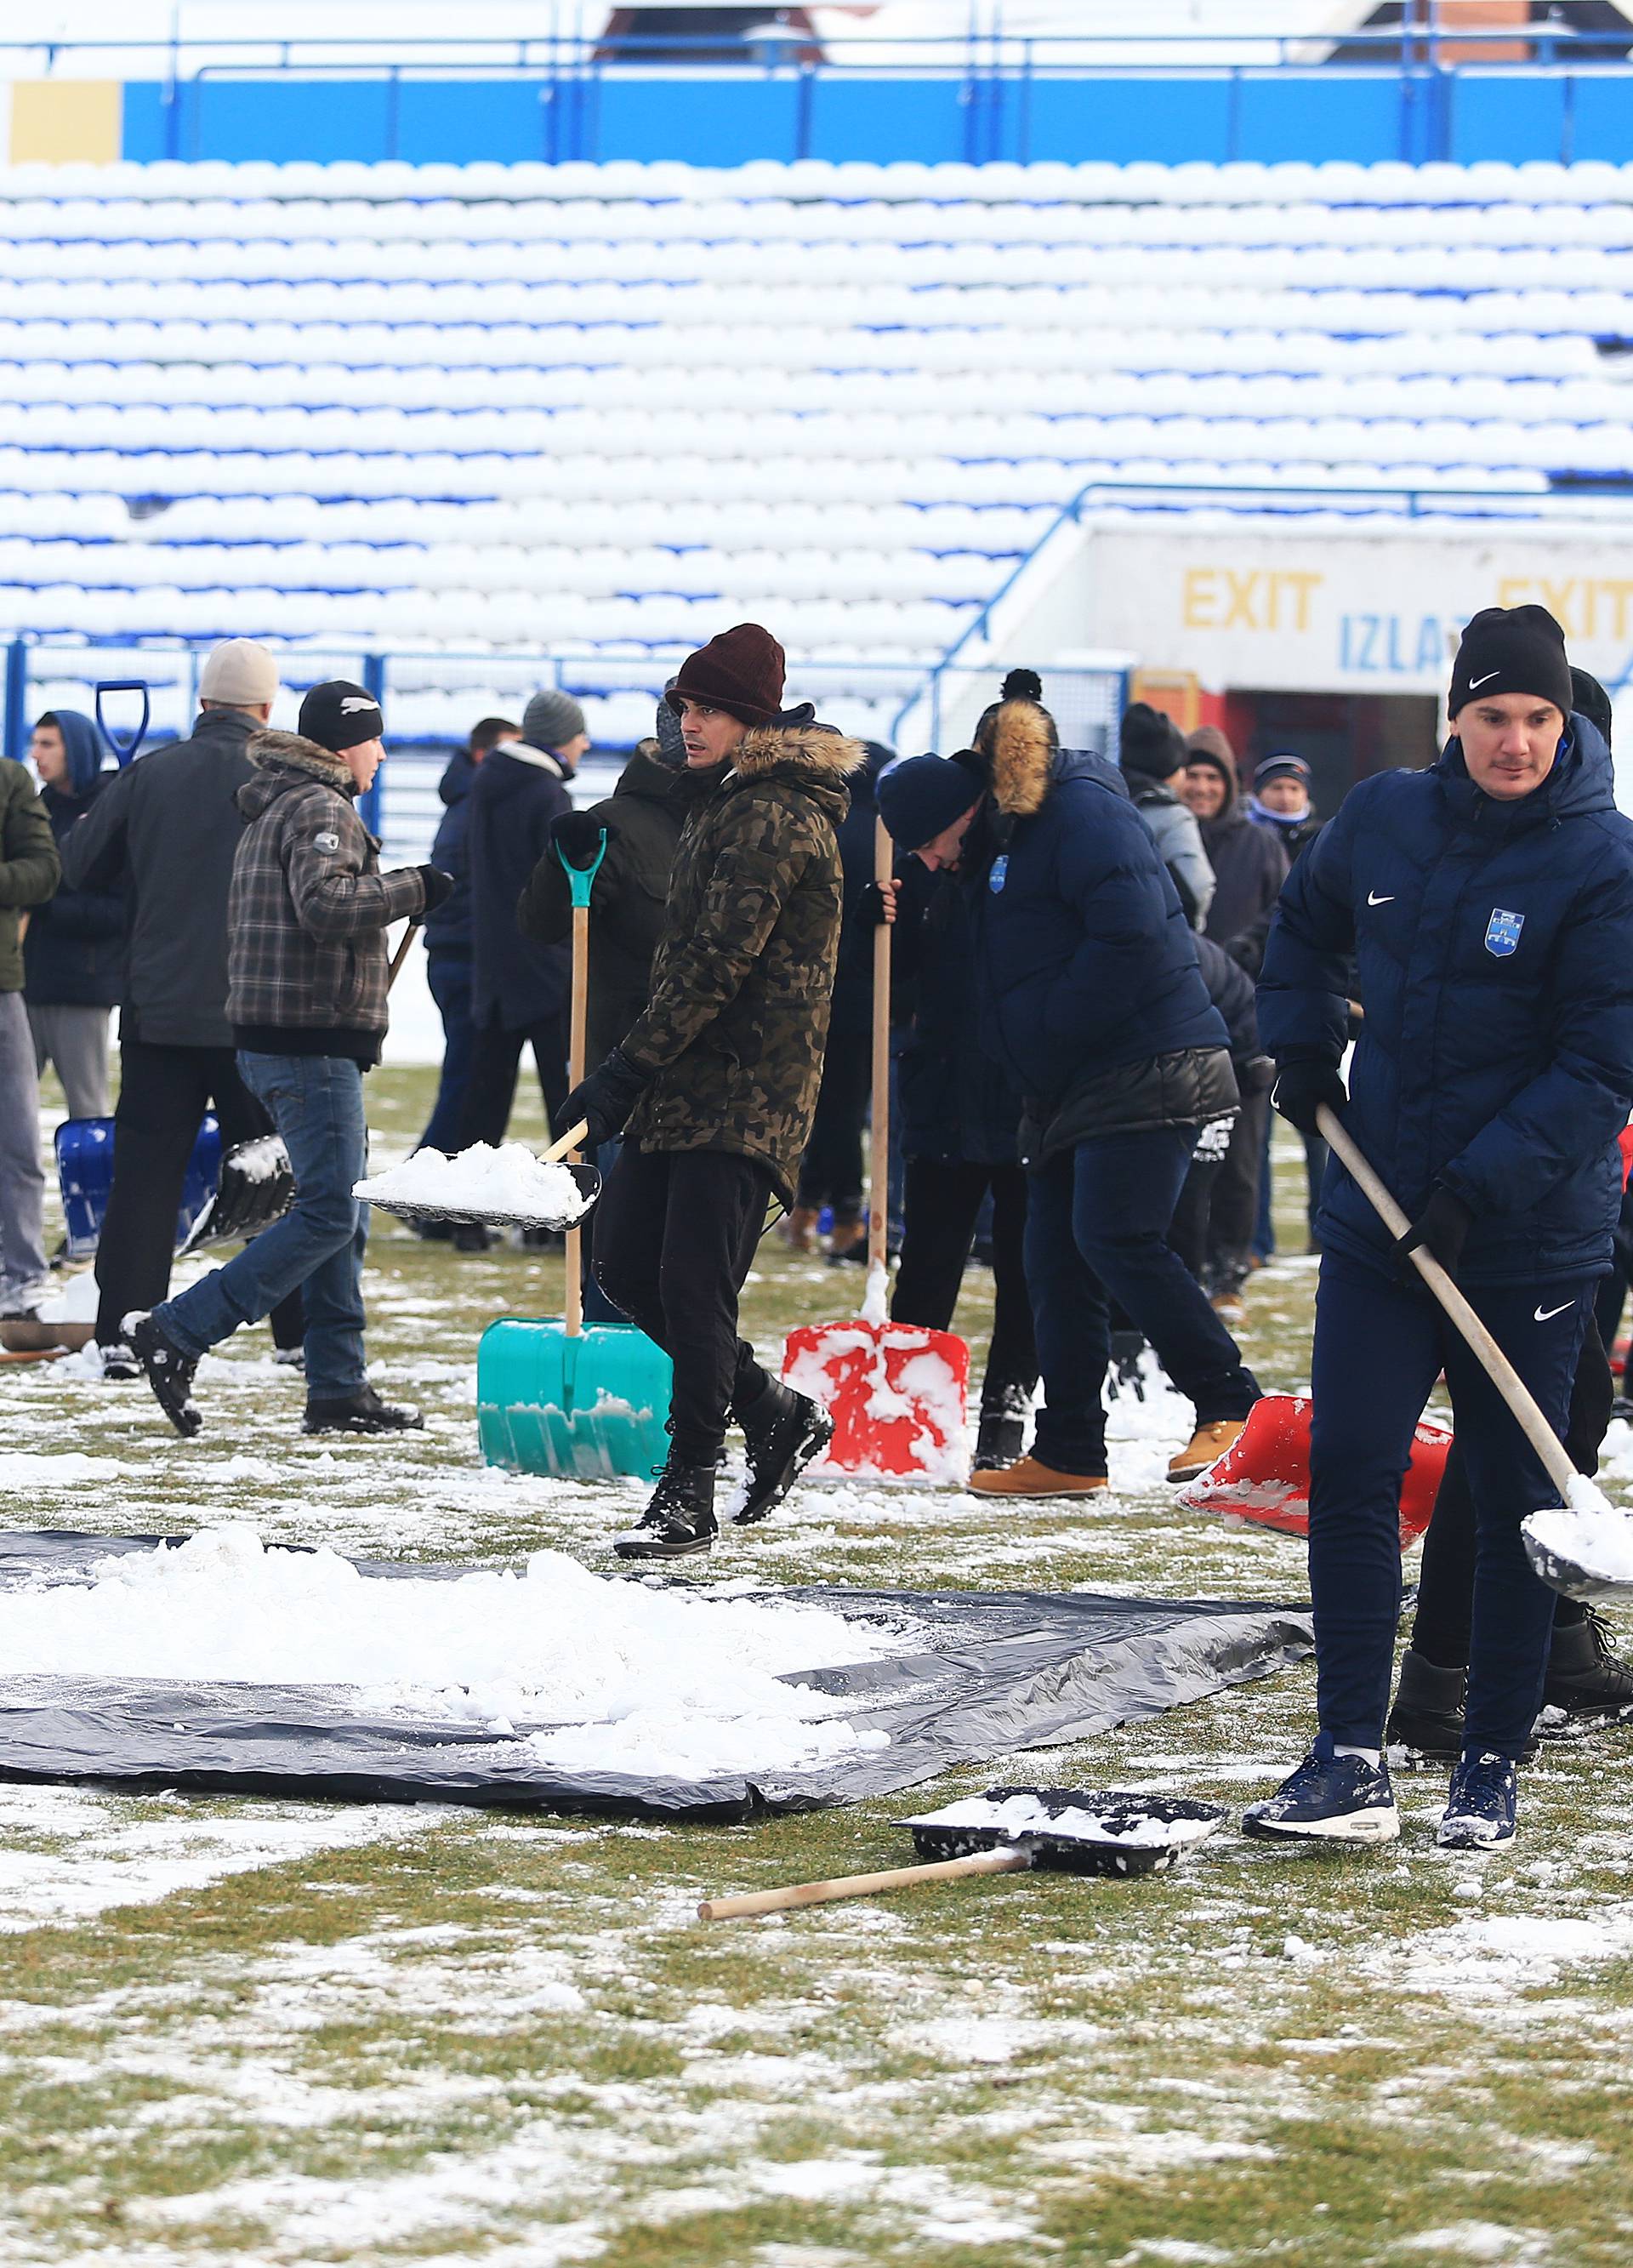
[0,1529,1312,1822]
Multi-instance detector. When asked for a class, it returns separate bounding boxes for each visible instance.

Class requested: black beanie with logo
[299,680,384,755]
[1448,605,1573,720]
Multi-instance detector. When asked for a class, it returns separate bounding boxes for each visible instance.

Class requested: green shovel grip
[555,829,608,909]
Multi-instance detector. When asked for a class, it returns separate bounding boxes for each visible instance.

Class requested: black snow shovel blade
[177,1135,294,1256]
[359,1122,601,1235]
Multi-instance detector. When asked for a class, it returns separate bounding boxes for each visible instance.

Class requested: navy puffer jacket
[1258,717,1633,1286]
[970,708,1227,1110]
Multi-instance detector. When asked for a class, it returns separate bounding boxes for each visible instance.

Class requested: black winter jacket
[1199,766,1289,949]
[893,858,1023,1167]
[423,749,477,958]
[517,747,683,1066]
[25,725,125,1010]
[60,706,257,1048]
[468,743,572,1029]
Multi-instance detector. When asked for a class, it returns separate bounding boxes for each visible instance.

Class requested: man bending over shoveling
[560,624,863,1560]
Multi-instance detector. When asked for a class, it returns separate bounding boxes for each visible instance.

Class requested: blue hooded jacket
[1258,716,1633,1286]
[968,708,1227,1110]
[23,709,125,1009]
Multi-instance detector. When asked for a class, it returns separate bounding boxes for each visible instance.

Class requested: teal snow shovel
[476,829,672,1480]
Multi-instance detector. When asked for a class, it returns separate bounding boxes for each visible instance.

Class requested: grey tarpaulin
[0,1529,1313,1823]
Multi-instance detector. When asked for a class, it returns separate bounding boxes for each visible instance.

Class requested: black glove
[414,865,454,914]
[560,1047,648,1150]
[1271,1058,1347,1138]
[551,809,613,868]
[856,880,894,926]
[1397,1183,1473,1281]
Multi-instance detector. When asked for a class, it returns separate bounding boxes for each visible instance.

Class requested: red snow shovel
[782,819,970,1480]
[1177,1392,1451,1547]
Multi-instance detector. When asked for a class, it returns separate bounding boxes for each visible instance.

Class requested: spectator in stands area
[0,750,61,1319]
[560,624,860,1561]
[454,689,585,1238]
[24,709,123,1120]
[1181,728,1289,946]
[415,715,518,1168]
[62,639,304,1370]
[126,681,447,1439]
[1248,750,1323,864]
[1118,703,1215,932]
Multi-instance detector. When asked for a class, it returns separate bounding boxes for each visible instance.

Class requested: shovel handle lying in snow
[698,1845,1029,1921]
[1316,1104,1579,1506]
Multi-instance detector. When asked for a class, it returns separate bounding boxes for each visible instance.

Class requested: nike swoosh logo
[1534,1301,1573,1322]
[1367,891,1395,905]
[1470,671,1500,689]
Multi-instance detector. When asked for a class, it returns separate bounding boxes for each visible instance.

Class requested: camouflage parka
[619,715,866,1200]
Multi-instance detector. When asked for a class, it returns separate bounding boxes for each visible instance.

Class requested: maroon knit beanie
[665,624,787,728]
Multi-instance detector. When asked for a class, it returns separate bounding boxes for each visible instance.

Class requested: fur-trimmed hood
[245,728,355,792]
[732,716,868,784]
[988,700,1057,818]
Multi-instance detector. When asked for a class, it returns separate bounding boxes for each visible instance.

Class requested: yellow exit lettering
[1182,567,1322,632]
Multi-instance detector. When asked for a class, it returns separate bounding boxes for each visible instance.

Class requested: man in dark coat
[1181,727,1289,948]
[1119,702,1214,932]
[1249,606,1633,1853]
[417,715,517,1160]
[0,753,60,1316]
[561,624,862,1560]
[61,639,305,1365]
[454,688,583,1169]
[23,709,123,1120]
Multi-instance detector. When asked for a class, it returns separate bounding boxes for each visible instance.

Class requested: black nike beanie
[1448,605,1572,720]
[1571,666,1613,752]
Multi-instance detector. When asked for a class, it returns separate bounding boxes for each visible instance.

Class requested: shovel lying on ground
[55,1114,223,1261]
[698,1786,1227,1920]
[782,818,970,1481]
[1315,1105,1633,1604]
[1177,1389,1451,1546]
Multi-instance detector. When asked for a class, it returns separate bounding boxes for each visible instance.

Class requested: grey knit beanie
[521,686,587,751]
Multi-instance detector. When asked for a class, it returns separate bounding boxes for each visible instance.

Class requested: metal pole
[358,653,387,836]
[3,639,26,766]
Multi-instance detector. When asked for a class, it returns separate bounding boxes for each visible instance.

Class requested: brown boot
[968,1456,1107,1499]
[827,1213,867,1262]
[1167,1418,1249,1484]
[781,1205,822,1253]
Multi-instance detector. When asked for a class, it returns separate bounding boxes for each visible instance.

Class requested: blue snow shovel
[94,680,151,767]
[56,1114,221,1261]
[476,829,672,1479]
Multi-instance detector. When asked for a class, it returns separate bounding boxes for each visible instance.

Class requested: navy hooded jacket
[467,742,572,1028]
[423,747,477,958]
[1257,716,1633,1286]
[23,709,125,1009]
[969,710,1228,1111]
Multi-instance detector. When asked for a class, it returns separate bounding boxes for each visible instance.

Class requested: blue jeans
[418,952,474,1156]
[157,1051,368,1399]
[1025,1126,1260,1476]
[1309,1250,1592,1758]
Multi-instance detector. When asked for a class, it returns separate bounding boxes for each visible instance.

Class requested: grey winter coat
[1127,777,1215,932]
[227,731,427,1063]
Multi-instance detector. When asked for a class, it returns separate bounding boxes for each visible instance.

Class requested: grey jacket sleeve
[1141,800,1215,931]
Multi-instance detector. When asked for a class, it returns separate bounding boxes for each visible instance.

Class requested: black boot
[1541,1610,1633,1731]
[734,1380,834,1526]
[126,1309,202,1438]
[303,1385,424,1435]
[973,1383,1031,1473]
[615,1462,719,1560]
[1107,1330,1147,1401]
[1385,1649,1466,1766]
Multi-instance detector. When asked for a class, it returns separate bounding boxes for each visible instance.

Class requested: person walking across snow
[1248,605,1633,1852]
[560,624,862,1561]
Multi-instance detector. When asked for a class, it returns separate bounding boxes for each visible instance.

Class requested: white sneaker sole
[1244,1805,1401,1845]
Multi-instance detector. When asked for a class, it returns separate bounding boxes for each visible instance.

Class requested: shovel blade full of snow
[55,1114,222,1261]
[360,1123,602,1233]
[1176,1390,1451,1547]
[176,1133,294,1256]
[477,1316,673,1480]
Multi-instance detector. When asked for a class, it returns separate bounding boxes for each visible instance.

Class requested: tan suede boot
[968,1456,1108,1499]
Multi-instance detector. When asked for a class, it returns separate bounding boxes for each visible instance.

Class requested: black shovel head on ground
[177,1135,294,1255]
[903,1786,1228,1878]
[365,1163,602,1235]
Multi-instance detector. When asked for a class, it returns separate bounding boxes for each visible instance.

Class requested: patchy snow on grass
[1378,1904,1633,2001]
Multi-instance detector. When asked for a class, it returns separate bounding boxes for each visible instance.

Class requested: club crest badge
[1484,908,1523,958]
[989,855,1008,894]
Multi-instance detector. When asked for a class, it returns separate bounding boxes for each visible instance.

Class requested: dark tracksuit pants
[1410,1313,1609,1668]
[94,1036,302,1353]
[1209,1087,1270,1289]
[794,1026,869,1221]
[456,1009,570,1152]
[1023,1126,1260,1477]
[1310,1248,1593,1758]
[593,1142,776,1467]
[418,949,475,1156]
[892,1159,1037,1414]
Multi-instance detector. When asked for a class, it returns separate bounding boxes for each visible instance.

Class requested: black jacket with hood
[467,741,573,1029]
[23,709,125,1009]
[1190,749,1289,949]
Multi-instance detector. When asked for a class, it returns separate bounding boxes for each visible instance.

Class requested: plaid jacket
[227,731,425,1051]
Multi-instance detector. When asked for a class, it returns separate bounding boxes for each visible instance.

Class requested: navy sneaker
[1243,1737,1400,1845]
[1437,1751,1518,1849]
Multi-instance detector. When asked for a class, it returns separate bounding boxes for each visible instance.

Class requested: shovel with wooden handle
[558,833,609,1339]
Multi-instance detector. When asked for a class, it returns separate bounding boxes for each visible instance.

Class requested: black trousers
[892,1158,1037,1412]
[794,1026,870,1218]
[94,1038,301,1352]
[1209,1087,1269,1286]
[1409,1314,1608,1667]
[592,1143,775,1467]
[456,1010,570,1152]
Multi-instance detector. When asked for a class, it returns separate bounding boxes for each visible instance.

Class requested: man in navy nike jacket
[1249,605,1633,1852]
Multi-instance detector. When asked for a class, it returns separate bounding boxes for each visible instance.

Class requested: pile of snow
[906,1792,1219,1850]
[355,1143,592,1225]
[1523,1474,1633,1589]
[0,1525,902,1779]
[28,1273,99,1325]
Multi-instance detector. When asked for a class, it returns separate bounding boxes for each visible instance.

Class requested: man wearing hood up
[25,710,124,1120]
[1250,607,1633,1855]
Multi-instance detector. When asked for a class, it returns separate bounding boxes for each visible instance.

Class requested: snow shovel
[1177,1390,1451,1547]
[782,818,970,1481]
[55,1113,222,1261]
[697,1787,1227,1920]
[1312,1106,1633,1604]
[94,679,150,766]
[476,835,672,1480]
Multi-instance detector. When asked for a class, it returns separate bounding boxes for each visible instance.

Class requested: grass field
[3,1065,1631,2268]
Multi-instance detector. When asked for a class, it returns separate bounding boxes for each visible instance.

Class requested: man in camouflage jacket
[562,624,862,1560]
[128,682,450,1440]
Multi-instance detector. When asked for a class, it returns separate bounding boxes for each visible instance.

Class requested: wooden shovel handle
[386,922,418,991]
[1317,1104,1579,1502]
[869,815,893,1276]
[564,901,590,1339]
[697,1844,1029,1921]
[543,1120,590,1164]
